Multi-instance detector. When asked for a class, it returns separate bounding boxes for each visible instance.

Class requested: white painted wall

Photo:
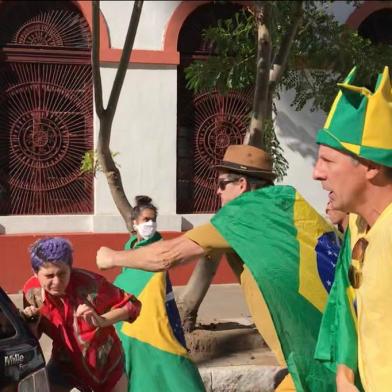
[100,1,180,50]
[93,64,179,229]
[328,0,358,24]
[276,89,328,214]
[95,65,177,211]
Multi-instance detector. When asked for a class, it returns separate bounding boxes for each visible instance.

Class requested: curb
[199,364,282,392]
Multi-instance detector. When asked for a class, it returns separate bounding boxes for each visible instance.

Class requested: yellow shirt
[349,203,392,392]
[185,223,286,365]
[185,223,296,391]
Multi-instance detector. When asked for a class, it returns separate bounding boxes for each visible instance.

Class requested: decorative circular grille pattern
[0,62,93,214]
[192,89,253,212]
[177,3,251,213]
[16,21,64,46]
[0,5,91,48]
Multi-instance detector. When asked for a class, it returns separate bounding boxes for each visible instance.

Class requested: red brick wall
[1,232,237,293]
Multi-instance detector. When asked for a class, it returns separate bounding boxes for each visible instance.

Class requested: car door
[0,287,49,392]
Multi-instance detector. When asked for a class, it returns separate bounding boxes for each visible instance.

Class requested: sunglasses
[348,237,368,289]
[217,179,237,191]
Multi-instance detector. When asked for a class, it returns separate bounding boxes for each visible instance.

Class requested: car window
[0,307,16,339]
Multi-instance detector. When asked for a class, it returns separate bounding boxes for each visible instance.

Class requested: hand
[96,246,116,270]
[337,382,359,392]
[22,305,41,324]
[76,303,105,328]
[336,365,359,392]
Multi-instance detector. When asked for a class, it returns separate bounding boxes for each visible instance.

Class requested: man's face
[35,262,71,296]
[216,171,247,206]
[313,145,367,213]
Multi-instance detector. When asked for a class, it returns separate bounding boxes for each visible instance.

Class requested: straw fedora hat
[215,144,276,181]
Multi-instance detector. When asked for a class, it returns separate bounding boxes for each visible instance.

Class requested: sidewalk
[10,284,282,392]
[175,284,281,392]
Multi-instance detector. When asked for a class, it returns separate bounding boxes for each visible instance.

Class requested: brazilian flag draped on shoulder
[315,227,364,391]
[114,232,205,392]
[211,185,338,391]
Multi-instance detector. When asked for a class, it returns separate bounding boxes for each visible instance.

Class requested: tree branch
[92,0,104,119]
[244,1,272,148]
[107,1,144,117]
[270,0,303,84]
[93,1,144,231]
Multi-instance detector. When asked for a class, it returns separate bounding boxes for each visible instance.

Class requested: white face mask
[134,220,157,240]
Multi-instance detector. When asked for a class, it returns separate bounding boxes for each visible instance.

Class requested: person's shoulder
[71,268,106,284]
[23,275,40,293]
[70,269,111,301]
[185,222,230,252]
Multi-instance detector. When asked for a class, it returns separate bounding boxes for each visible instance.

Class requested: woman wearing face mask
[114,196,205,392]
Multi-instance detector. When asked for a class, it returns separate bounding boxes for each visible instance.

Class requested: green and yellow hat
[316,66,392,167]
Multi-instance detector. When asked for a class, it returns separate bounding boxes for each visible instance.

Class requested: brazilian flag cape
[211,185,337,391]
[114,232,205,392]
[315,228,364,391]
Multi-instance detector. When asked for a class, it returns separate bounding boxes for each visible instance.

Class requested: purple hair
[29,237,73,272]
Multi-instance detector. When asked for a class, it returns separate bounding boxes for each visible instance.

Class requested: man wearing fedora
[97,142,341,391]
[96,144,276,275]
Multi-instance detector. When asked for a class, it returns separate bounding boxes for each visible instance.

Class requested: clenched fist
[96,246,116,270]
[22,305,41,323]
[76,303,104,328]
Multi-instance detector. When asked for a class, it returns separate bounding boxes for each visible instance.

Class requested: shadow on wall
[0,224,4,234]
[275,110,319,164]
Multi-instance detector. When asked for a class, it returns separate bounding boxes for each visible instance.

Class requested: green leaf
[80,149,121,176]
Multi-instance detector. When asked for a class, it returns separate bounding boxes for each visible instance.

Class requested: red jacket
[23,268,141,391]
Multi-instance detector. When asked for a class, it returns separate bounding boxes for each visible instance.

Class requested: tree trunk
[177,254,221,332]
[179,1,304,332]
[243,1,272,148]
[92,0,144,232]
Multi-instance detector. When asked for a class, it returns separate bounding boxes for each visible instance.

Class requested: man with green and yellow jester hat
[313,66,392,392]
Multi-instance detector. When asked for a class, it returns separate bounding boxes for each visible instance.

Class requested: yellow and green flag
[315,228,363,391]
[114,234,205,392]
[211,185,339,391]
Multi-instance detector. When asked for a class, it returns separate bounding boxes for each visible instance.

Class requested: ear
[239,177,248,193]
[365,161,382,180]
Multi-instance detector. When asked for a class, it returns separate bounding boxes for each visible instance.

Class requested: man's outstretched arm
[97,235,205,272]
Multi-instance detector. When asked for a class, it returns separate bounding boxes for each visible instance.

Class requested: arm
[336,364,359,392]
[76,304,140,328]
[97,235,205,271]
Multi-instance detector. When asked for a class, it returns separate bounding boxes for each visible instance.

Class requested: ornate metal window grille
[0,2,91,48]
[177,3,251,213]
[190,89,252,213]
[0,2,93,215]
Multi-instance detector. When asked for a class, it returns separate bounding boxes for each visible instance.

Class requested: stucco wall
[276,89,328,214]
[100,1,180,50]
[94,66,178,215]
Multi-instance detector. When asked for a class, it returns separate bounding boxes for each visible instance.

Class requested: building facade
[0,0,390,291]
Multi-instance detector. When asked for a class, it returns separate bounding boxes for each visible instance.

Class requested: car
[0,287,50,392]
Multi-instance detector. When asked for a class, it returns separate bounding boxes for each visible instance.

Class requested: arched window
[0,1,93,215]
[176,3,252,214]
[357,8,392,45]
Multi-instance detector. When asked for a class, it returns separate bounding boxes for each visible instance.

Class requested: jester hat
[316,66,392,167]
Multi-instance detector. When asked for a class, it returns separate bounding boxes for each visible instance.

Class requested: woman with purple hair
[21,237,141,392]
